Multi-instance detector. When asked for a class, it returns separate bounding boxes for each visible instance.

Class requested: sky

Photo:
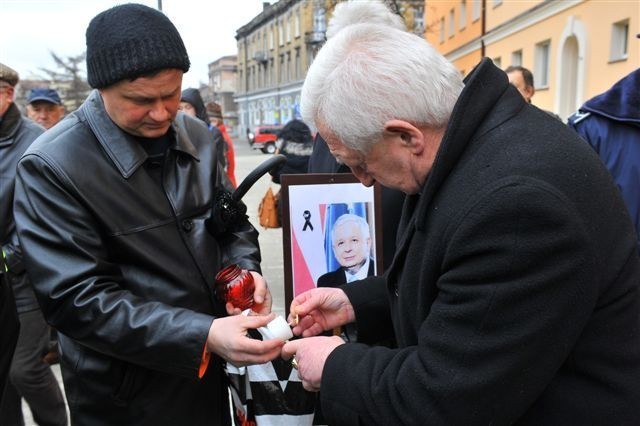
[0,0,270,88]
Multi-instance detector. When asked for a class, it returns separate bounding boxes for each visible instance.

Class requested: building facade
[425,0,639,119]
[234,0,425,135]
[208,55,239,135]
[234,0,317,135]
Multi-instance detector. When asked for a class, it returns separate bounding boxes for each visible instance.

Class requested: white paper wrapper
[258,315,293,341]
[241,309,293,341]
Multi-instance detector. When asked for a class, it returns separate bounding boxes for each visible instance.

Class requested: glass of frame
[280,173,383,316]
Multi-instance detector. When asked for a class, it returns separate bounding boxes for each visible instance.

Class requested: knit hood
[181,88,210,125]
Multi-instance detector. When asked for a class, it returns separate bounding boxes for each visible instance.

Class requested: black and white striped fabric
[226,354,318,425]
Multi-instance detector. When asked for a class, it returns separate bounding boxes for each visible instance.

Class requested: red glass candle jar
[214,264,255,310]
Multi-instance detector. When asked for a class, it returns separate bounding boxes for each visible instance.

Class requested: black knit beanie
[86,3,190,89]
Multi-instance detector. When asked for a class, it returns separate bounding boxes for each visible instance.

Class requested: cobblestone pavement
[22,135,287,425]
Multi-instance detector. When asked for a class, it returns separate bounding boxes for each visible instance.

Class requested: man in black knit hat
[12,4,282,425]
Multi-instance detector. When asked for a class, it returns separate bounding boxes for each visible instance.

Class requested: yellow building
[425,0,639,119]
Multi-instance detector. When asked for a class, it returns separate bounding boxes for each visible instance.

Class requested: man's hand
[207,313,283,366]
[288,287,355,337]
[281,336,344,392]
[225,271,272,315]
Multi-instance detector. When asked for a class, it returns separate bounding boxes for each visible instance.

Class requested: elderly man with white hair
[282,1,640,425]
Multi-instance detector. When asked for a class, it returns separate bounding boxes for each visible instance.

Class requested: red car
[248,125,283,154]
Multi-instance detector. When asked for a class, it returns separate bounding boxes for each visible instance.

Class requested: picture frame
[280,173,383,316]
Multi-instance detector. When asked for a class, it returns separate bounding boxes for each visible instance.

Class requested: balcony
[253,51,268,64]
[305,31,326,45]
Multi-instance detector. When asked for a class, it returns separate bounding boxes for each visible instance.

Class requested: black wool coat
[321,59,640,425]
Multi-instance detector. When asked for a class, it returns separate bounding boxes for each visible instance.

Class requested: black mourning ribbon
[302,210,313,231]
[206,155,286,237]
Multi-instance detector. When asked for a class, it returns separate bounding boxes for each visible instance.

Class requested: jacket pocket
[113,362,140,406]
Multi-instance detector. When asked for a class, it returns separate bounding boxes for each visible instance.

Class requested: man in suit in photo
[317,213,374,287]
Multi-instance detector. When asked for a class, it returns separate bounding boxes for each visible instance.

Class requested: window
[448,9,455,37]
[610,19,629,61]
[295,48,301,79]
[440,17,445,43]
[286,15,291,43]
[472,0,481,22]
[313,7,326,32]
[269,26,274,50]
[279,54,285,82]
[534,40,551,88]
[459,0,467,30]
[270,59,274,86]
[295,10,301,38]
[278,22,284,46]
[492,56,501,69]
[511,50,522,66]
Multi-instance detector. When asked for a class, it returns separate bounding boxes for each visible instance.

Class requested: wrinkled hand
[207,313,283,367]
[288,287,355,337]
[226,271,272,315]
[281,336,344,392]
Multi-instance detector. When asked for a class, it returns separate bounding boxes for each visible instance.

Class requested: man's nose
[149,101,171,121]
[352,168,375,187]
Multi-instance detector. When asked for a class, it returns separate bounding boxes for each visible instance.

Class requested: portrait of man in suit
[317,213,375,287]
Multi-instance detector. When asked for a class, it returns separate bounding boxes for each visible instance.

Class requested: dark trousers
[0,273,20,407]
[0,309,67,426]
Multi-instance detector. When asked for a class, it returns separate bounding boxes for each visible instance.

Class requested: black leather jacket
[0,102,43,313]
[13,90,261,425]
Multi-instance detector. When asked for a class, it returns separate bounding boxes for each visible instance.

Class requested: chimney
[263,2,270,11]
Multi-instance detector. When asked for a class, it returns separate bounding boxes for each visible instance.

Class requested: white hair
[331,213,371,244]
[326,0,406,39]
[301,24,464,152]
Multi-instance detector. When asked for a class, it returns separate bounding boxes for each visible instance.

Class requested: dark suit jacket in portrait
[317,261,375,287]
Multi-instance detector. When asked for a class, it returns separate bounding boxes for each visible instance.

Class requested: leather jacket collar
[82,90,200,179]
[0,103,23,141]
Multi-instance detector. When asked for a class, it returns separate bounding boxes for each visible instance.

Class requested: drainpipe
[481,0,486,57]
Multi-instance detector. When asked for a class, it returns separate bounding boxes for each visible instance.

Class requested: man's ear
[525,85,535,101]
[383,119,425,155]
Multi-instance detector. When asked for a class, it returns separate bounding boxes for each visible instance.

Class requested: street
[22,135,287,425]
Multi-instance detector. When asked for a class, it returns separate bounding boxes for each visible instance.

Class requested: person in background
[12,5,282,425]
[27,86,66,365]
[505,65,561,121]
[180,87,229,176]
[268,119,314,184]
[504,65,535,103]
[317,213,374,287]
[568,67,640,254]
[26,87,65,130]
[0,63,67,426]
[281,2,640,424]
[207,102,237,187]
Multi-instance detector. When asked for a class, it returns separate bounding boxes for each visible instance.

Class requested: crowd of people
[0,1,638,425]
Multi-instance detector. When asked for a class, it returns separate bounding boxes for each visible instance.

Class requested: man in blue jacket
[568,68,640,254]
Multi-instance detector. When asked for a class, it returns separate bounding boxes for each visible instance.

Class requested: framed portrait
[280,174,383,316]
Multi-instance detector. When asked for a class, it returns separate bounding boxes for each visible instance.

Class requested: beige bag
[258,187,280,228]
